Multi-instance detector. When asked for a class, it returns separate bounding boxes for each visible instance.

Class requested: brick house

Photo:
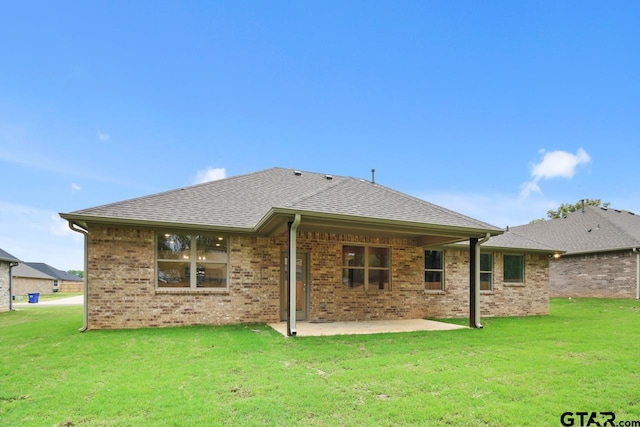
[12,262,83,296]
[511,206,640,299]
[0,248,20,312]
[60,168,557,333]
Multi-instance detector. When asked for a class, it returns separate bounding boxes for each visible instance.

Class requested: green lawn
[1,299,639,426]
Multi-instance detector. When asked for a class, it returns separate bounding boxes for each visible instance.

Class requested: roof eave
[480,244,564,255]
[256,208,504,239]
[59,213,257,234]
[60,208,505,242]
[561,246,640,256]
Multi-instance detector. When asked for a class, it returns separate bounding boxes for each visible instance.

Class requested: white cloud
[71,183,82,192]
[0,202,83,270]
[97,130,110,141]
[193,167,226,184]
[520,148,591,198]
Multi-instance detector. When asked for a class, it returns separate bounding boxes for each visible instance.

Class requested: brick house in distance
[60,168,558,334]
[512,205,640,299]
[12,262,83,296]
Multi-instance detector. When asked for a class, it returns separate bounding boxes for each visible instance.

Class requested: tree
[546,199,610,219]
[68,270,84,278]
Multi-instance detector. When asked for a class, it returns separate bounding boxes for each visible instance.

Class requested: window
[480,253,493,291]
[503,254,524,283]
[157,233,228,289]
[425,249,444,290]
[342,245,390,291]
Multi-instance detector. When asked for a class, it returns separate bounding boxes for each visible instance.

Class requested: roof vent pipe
[371,168,375,184]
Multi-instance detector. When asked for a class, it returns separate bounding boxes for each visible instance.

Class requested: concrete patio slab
[268,318,466,337]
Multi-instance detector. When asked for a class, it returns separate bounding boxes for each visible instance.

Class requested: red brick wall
[84,225,550,329]
[550,250,638,298]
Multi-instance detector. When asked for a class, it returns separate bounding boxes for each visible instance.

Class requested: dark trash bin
[28,293,40,304]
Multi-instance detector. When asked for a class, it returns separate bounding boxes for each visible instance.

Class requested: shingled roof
[481,229,560,253]
[25,263,83,282]
[61,167,502,242]
[12,263,54,280]
[453,229,561,253]
[0,248,20,263]
[511,206,640,255]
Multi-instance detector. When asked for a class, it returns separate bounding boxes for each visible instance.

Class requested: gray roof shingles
[25,263,82,282]
[63,167,501,233]
[12,263,54,280]
[0,248,20,263]
[511,206,640,254]
[483,230,559,252]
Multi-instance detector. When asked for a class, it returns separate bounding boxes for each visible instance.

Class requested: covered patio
[269,318,466,337]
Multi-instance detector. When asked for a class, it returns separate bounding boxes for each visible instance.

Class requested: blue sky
[1,1,639,271]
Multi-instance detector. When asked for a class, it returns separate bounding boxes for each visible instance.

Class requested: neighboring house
[12,263,83,295]
[12,263,56,296]
[512,206,640,299]
[0,248,20,312]
[60,167,556,333]
[25,263,83,292]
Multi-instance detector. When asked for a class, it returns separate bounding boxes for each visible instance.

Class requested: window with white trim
[425,249,444,291]
[156,233,228,289]
[480,253,493,291]
[342,245,390,291]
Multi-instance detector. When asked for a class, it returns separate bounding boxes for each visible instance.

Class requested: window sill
[424,290,446,295]
[480,290,494,295]
[503,283,525,288]
[155,288,230,295]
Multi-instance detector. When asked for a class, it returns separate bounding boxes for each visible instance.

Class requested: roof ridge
[505,229,558,251]
[589,206,640,244]
[283,175,349,208]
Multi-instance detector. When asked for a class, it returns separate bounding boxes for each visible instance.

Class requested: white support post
[287,214,301,336]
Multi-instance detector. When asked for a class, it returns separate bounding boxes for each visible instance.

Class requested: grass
[1,298,639,426]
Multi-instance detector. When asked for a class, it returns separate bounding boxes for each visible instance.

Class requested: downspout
[633,248,640,300]
[8,261,19,311]
[471,233,491,329]
[68,221,89,332]
[287,214,301,336]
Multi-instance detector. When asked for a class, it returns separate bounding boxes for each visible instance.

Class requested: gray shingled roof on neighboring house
[25,263,83,282]
[511,206,640,255]
[12,263,55,280]
[0,248,20,263]
[61,168,503,240]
